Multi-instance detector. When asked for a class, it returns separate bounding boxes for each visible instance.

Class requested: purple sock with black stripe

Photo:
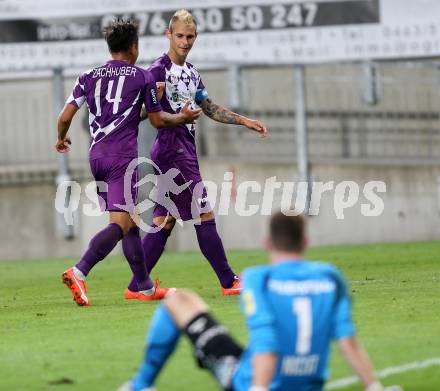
[75,223,123,276]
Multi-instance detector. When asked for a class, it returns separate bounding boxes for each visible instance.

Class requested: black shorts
[184,313,243,391]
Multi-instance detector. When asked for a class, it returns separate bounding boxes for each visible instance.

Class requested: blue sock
[132,304,181,390]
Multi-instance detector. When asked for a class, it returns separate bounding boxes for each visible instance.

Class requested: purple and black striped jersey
[67,59,162,160]
[148,53,207,164]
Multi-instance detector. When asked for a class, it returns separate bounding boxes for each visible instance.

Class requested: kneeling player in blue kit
[120,212,402,391]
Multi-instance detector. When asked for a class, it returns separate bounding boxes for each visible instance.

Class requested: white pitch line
[326,357,440,389]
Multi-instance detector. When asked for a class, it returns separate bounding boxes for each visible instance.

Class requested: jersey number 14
[94,76,126,116]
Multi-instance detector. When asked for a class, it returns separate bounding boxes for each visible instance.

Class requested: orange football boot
[137,279,176,301]
[221,277,242,296]
[62,267,90,306]
[124,288,140,300]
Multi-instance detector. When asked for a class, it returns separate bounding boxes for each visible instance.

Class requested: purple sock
[127,225,171,292]
[75,223,123,276]
[122,227,153,291]
[194,219,236,288]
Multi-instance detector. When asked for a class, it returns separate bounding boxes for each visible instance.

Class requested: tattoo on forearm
[203,99,244,125]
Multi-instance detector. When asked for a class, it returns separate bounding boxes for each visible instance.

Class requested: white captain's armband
[195,88,209,105]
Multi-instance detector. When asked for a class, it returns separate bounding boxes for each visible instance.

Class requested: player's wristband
[249,386,268,391]
[365,381,384,391]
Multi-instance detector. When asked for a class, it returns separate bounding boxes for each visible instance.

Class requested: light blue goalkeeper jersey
[232,260,355,391]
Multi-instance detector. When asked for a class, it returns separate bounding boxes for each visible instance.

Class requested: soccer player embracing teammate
[56,19,200,305]
[125,9,268,298]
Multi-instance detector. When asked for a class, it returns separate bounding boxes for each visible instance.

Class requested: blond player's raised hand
[244,118,268,138]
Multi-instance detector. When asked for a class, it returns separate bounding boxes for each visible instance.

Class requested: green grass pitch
[1,242,439,390]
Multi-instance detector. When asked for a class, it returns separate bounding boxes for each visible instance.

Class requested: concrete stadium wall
[2,63,440,173]
[1,62,440,260]
[0,183,119,261]
[168,161,440,251]
[1,161,439,260]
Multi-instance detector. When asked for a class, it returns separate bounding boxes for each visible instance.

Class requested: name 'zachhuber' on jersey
[67,60,161,161]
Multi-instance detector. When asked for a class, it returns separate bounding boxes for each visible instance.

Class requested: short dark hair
[269,212,306,252]
[103,18,139,53]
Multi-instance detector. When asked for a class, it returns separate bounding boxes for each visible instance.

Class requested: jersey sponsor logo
[163,64,200,137]
[150,88,157,105]
[281,354,320,376]
[268,279,336,295]
[168,73,179,85]
[171,88,191,103]
[171,91,179,103]
[181,71,190,85]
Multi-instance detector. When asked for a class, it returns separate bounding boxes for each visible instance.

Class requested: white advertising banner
[0,0,439,71]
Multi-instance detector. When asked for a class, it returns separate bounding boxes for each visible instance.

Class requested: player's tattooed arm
[201,98,268,137]
[201,98,244,125]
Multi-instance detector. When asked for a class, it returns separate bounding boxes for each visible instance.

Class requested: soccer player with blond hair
[125,9,268,298]
[56,18,200,305]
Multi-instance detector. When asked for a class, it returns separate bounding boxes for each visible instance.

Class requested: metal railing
[1,60,440,185]
[200,61,440,164]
